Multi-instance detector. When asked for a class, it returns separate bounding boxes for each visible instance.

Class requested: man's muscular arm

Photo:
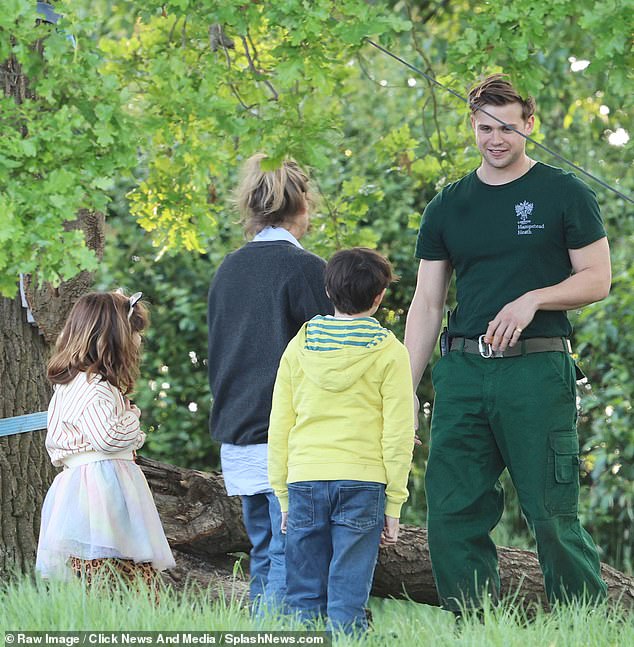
[405,259,453,393]
[486,237,611,351]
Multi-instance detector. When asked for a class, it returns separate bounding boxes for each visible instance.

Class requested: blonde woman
[207,154,333,611]
[36,291,175,584]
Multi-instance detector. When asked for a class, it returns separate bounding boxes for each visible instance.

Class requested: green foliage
[2,1,412,293]
[575,240,634,571]
[97,1,411,254]
[2,574,634,646]
[96,195,230,471]
[444,0,633,100]
[0,1,136,295]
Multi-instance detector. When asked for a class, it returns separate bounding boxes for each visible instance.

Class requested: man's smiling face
[471,102,535,173]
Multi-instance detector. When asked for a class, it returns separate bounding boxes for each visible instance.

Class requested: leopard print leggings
[69,557,160,599]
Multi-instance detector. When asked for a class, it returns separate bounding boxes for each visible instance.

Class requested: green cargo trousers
[426,346,607,612]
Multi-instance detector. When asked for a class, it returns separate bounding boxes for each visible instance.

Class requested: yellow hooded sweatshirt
[268,316,415,518]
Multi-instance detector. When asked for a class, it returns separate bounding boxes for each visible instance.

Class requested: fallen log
[137,456,249,596]
[371,524,634,611]
[137,455,249,556]
[138,456,634,610]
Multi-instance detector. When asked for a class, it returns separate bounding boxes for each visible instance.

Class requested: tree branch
[240,35,279,101]
[220,37,256,113]
[181,15,188,49]
[246,28,259,62]
[405,1,448,159]
[168,15,181,43]
[315,180,342,250]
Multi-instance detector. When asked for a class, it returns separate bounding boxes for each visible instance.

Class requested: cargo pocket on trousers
[288,483,314,529]
[545,430,580,514]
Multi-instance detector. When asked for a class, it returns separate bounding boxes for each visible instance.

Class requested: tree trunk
[0,44,51,578]
[370,524,634,612]
[138,456,634,611]
[0,297,56,578]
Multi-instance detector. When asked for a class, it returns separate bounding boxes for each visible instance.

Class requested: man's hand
[484,292,538,351]
[486,239,611,353]
[380,515,400,546]
[281,511,288,534]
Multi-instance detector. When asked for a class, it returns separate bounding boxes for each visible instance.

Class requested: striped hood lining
[304,315,388,352]
[294,316,396,392]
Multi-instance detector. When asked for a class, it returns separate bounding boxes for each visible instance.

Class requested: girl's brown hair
[47,290,149,394]
[236,153,316,236]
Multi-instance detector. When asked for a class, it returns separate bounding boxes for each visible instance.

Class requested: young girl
[36,290,175,584]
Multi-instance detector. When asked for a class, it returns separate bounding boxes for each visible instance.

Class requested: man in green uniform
[405,74,610,613]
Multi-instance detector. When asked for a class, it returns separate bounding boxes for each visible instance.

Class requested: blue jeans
[285,480,385,634]
[241,492,286,610]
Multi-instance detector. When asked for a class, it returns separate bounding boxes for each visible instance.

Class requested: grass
[0,575,632,647]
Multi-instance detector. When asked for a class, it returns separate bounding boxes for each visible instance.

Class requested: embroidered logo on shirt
[515,200,544,235]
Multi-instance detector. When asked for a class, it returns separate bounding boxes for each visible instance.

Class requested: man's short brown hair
[325,248,396,315]
[468,74,536,121]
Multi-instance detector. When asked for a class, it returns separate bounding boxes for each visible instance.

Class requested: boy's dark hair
[325,248,396,315]
[468,74,536,121]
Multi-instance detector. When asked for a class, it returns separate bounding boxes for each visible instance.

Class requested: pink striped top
[46,372,145,467]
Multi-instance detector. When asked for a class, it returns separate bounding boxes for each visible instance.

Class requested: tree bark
[0,297,56,578]
[137,456,250,596]
[138,456,634,611]
[0,43,53,579]
[137,455,250,556]
[370,524,634,611]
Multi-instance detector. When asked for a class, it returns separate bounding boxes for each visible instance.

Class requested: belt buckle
[478,334,493,358]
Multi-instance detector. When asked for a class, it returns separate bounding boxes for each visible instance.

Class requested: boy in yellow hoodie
[268,247,415,633]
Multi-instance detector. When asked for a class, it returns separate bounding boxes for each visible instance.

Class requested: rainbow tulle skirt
[36,458,176,579]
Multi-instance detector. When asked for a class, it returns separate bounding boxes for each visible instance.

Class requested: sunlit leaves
[92,1,411,251]
[0,4,136,296]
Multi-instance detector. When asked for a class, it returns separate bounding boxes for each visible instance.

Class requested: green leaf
[21,139,37,157]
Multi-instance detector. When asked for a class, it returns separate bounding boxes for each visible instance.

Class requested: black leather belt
[451,336,572,358]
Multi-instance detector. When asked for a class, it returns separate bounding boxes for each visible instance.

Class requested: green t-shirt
[415,162,606,339]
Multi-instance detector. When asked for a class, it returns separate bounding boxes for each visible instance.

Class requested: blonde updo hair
[236,153,316,236]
